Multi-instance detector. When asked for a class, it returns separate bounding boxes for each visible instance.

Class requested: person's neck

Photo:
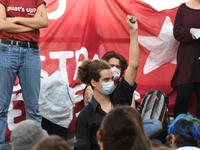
[94,92,110,103]
[114,80,118,88]
[187,0,200,9]
[192,0,200,4]
[94,89,112,113]
[100,142,104,150]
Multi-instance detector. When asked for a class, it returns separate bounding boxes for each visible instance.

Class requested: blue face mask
[97,81,115,95]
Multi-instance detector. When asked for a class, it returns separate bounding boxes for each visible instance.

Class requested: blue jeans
[0,42,41,149]
[143,119,163,139]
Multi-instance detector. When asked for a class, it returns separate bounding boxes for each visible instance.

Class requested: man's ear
[91,79,97,88]
[96,130,101,142]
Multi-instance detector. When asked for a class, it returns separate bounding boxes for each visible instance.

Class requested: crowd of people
[0,0,200,149]
[6,108,200,150]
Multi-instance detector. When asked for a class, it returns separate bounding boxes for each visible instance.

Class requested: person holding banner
[171,0,200,119]
[0,0,48,149]
[74,15,139,150]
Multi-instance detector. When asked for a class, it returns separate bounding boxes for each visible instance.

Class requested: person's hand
[6,17,18,24]
[126,15,138,32]
[190,28,200,39]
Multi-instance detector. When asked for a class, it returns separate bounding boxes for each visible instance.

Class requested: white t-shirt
[177,146,200,150]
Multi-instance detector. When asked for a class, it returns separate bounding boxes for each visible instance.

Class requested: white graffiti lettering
[49,51,74,83]
[47,0,66,20]
[7,48,100,131]
[73,47,88,80]
[7,92,23,131]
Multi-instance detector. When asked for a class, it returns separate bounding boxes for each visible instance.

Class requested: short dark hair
[122,106,152,150]
[99,107,138,150]
[32,135,70,150]
[101,51,128,77]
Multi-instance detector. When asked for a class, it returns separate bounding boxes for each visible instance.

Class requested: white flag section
[138,17,179,74]
[7,85,24,131]
[140,0,189,11]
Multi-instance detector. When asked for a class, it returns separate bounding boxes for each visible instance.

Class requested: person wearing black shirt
[74,15,139,150]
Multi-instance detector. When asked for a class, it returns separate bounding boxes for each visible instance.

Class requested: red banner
[6,0,197,140]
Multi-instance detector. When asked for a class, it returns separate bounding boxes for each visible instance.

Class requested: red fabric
[5,100,26,141]
[67,100,84,133]
[0,0,45,42]
[6,0,197,139]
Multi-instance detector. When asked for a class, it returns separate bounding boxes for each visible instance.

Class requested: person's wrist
[190,28,193,34]
[130,29,137,35]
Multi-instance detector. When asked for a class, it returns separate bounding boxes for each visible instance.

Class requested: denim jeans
[0,42,41,150]
[143,119,163,139]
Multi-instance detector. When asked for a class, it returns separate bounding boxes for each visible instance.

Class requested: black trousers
[42,117,68,139]
[174,82,200,119]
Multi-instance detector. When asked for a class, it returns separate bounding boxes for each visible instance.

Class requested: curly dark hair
[78,59,111,87]
[101,51,128,77]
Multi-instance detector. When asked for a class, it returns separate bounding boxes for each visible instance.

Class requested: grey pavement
[4,142,12,150]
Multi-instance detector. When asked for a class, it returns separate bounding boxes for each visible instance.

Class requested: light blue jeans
[0,42,41,150]
[143,119,163,139]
